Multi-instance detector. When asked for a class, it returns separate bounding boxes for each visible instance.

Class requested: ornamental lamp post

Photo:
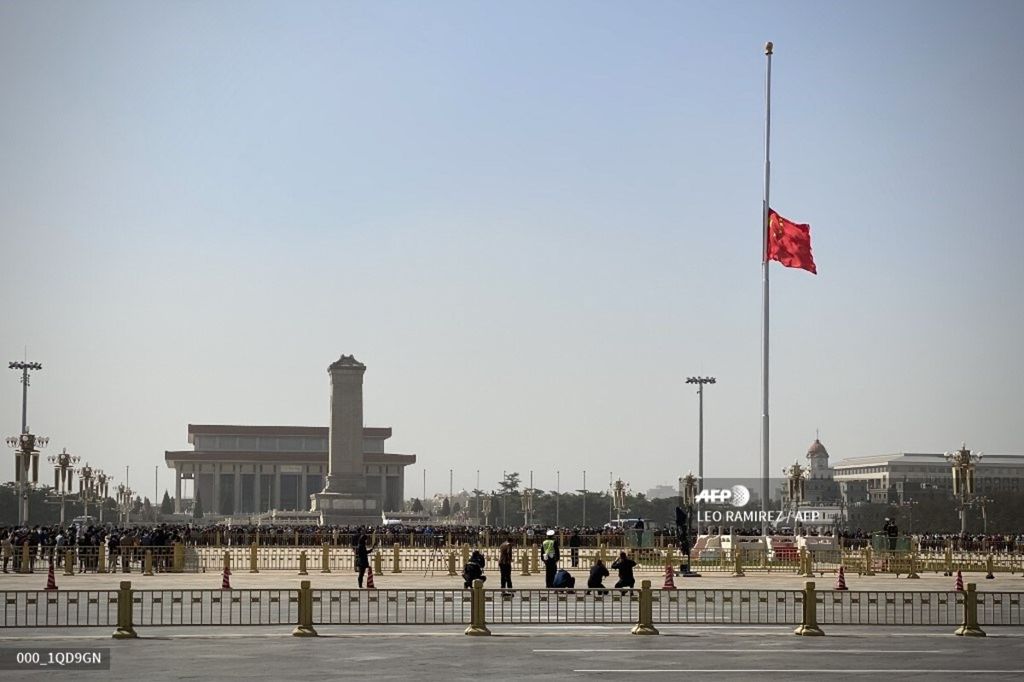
[95,471,111,523]
[47,448,80,524]
[680,471,699,576]
[6,430,48,525]
[77,463,98,519]
[117,484,134,525]
[611,478,630,525]
[482,494,492,527]
[945,443,982,535]
[521,488,534,527]
[783,461,809,530]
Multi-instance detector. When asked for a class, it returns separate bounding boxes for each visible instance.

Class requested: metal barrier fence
[2,582,1022,635]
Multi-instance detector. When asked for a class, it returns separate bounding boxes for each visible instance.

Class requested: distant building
[832,452,1024,504]
[646,485,678,500]
[164,355,416,520]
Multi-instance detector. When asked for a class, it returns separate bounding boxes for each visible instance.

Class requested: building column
[380,468,387,511]
[174,467,182,515]
[273,469,281,511]
[301,469,309,511]
[233,470,242,516]
[212,464,221,517]
[254,467,262,514]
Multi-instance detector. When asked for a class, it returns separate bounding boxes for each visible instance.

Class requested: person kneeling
[588,558,610,595]
[462,550,487,588]
[552,568,576,590]
[611,551,636,590]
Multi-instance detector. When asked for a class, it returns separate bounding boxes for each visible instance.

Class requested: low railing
[1,582,1021,636]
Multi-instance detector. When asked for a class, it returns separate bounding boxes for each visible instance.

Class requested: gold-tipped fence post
[20,544,31,574]
[732,549,745,577]
[64,550,74,576]
[321,543,331,574]
[111,580,137,639]
[463,578,491,636]
[298,550,308,576]
[373,550,383,577]
[250,543,259,573]
[630,579,659,635]
[292,580,318,637]
[530,544,539,574]
[392,544,402,574]
[520,551,530,576]
[793,581,825,636]
[143,549,154,576]
[172,542,184,573]
[448,552,458,577]
[954,583,986,637]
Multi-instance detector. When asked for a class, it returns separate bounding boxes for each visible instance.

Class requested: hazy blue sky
[2,1,1022,500]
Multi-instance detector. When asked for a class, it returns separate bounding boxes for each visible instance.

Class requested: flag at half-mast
[767,209,817,274]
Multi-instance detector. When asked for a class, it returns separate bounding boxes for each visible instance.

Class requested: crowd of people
[4,520,1023,579]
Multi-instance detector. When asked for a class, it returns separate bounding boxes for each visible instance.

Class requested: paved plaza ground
[1,624,1024,680]
[1,567,1019,591]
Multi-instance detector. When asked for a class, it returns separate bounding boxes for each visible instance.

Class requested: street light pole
[582,470,587,527]
[686,376,716,533]
[556,470,560,528]
[9,360,43,525]
[945,444,982,534]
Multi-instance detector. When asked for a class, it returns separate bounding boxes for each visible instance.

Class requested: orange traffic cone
[366,566,376,589]
[662,564,677,590]
[222,565,232,590]
[954,570,964,591]
[45,559,58,591]
[835,565,848,591]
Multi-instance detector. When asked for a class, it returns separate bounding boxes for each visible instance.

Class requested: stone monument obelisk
[310,354,378,523]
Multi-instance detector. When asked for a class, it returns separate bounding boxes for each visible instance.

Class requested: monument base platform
[310,492,381,525]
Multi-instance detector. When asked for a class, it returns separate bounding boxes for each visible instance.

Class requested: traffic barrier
[45,560,57,591]
[662,565,677,589]
[955,570,964,591]
[366,566,376,589]
[835,565,848,590]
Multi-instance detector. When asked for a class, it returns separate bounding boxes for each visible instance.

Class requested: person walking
[541,529,560,588]
[498,536,514,591]
[354,534,373,588]
[611,550,636,590]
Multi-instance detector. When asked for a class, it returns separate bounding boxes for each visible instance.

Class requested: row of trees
[0,483,176,526]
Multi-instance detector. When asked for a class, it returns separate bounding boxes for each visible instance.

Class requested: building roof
[186,424,392,442]
[164,450,416,465]
[834,452,1024,468]
[807,438,829,458]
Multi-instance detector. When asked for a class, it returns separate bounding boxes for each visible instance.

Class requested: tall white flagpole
[760,41,773,537]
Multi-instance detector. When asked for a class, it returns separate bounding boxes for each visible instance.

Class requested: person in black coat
[587,558,610,594]
[354,534,373,588]
[611,551,636,589]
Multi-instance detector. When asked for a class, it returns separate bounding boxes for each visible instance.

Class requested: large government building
[164,354,416,520]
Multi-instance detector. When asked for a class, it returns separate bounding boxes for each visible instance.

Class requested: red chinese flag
[767,209,817,274]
